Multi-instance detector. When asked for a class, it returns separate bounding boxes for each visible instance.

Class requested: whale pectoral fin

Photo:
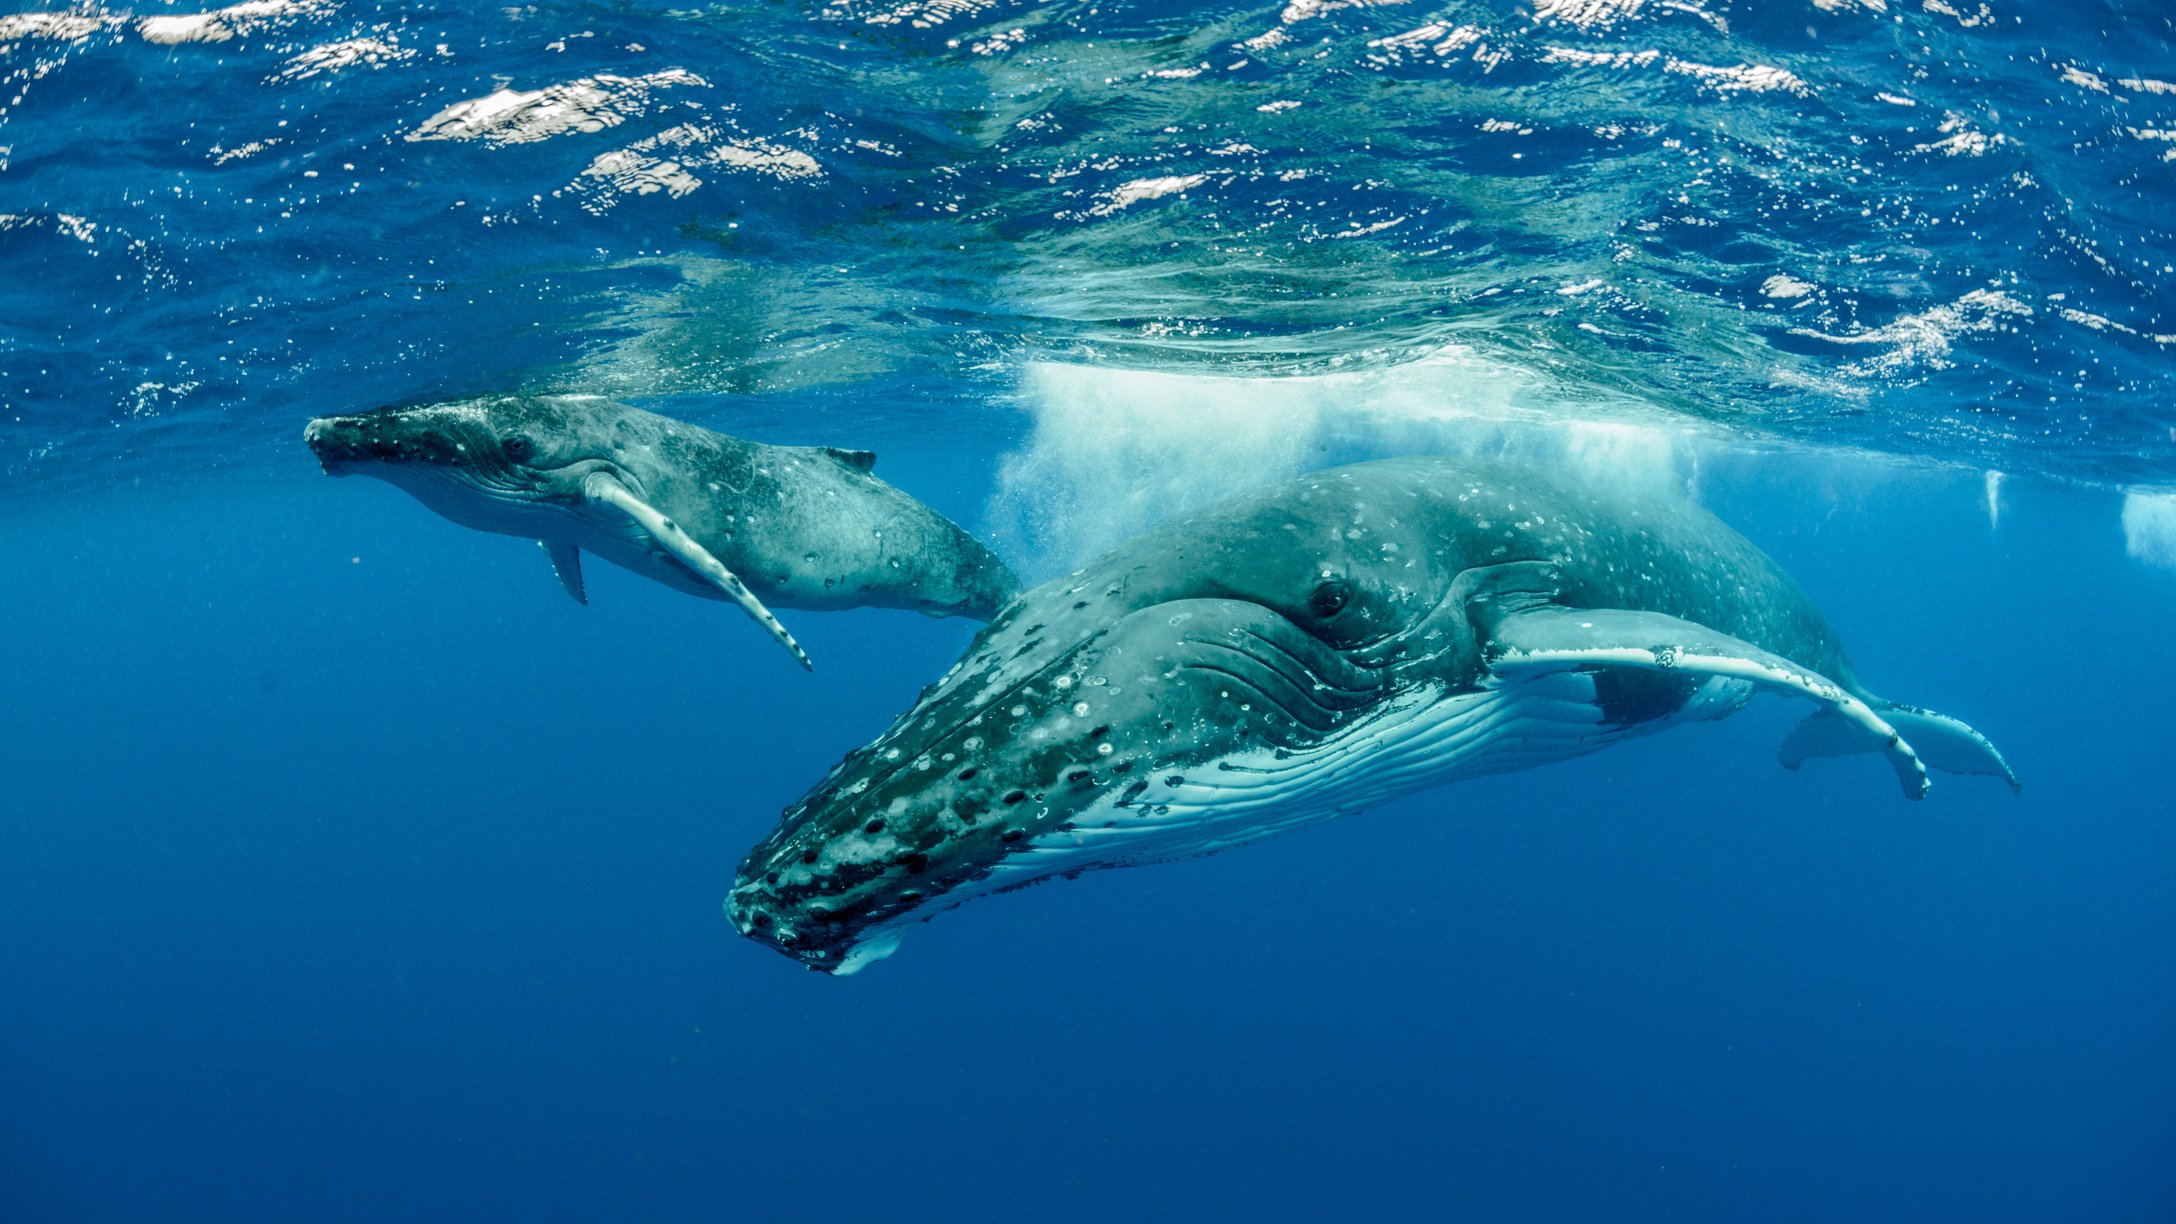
[581,472,814,671]
[1479,605,1930,800]
[541,541,587,606]
[820,447,877,473]
[1783,704,2018,793]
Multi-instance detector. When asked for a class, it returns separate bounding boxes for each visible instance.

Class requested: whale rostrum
[304,394,1022,669]
[727,456,2016,974]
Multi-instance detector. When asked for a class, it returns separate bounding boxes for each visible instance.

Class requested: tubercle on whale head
[723,577,1128,971]
[305,396,534,470]
[723,660,1111,972]
[725,496,1437,972]
[301,394,653,519]
[303,410,478,474]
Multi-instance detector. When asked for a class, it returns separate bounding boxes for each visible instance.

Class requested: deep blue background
[4,444,2171,1222]
[6,0,2175,1218]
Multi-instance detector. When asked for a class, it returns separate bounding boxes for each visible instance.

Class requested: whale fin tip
[540,540,587,605]
[582,472,814,671]
[1482,604,1931,800]
[1783,703,2017,794]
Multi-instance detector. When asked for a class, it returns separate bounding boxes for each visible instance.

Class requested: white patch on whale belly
[980,670,1753,889]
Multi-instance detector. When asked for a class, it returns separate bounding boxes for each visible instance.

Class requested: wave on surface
[0,0,2172,492]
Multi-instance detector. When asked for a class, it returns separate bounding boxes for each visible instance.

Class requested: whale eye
[501,434,534,461]
[1308,580,1351,619]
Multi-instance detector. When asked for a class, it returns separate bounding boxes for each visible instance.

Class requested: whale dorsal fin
[540,540,587,606]
[1458,563,1929,800]
[581,472,814,671]
[822,447,877,473]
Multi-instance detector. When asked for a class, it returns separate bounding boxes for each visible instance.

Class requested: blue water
[4,2,2175,1220]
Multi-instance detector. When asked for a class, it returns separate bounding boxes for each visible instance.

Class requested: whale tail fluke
[1780,702,2018,794]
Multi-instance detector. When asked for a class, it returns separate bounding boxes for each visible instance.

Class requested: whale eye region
[1309,579,1351,618]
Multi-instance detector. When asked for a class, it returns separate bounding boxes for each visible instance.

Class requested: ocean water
[3,2,2174,1221]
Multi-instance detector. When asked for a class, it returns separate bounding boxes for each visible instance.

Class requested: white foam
[1913,113,2006,158]
[568,124,820,213]
[856,0,1000,28]
[987,350,1695,572]
[580,149,703,201]
[2125,127,2176,164]
[1278,0,1408,23]
[275,36,413,81]
[2122,489,2176,569]
[1533,0,1645,28]
[1541,46,1809,96]
[405,70,706,146]
[0,11,122,42]
[138,0,328,45]
[1367,22,1482,59]
[1922,0,1992,26]
[1544,46,1659,69]
[1788,287,2032,377]
[1090,175,1207,217]
[1663,58,1810,97]
[2059,65,2109,93]
[1762,273,1815,299]
[0,211,100,245]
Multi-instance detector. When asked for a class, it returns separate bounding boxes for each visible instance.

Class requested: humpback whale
[304,394,1021,668]
[727,456,2016,972]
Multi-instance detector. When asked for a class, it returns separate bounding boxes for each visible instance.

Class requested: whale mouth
[302,418,348,475]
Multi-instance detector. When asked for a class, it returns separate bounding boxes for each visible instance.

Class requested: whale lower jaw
[836,669,1756,959]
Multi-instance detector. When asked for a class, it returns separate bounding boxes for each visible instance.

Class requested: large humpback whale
[305,394,1020,668]
[728,456,2016,972]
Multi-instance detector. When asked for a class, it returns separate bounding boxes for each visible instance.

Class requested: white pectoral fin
[541,540,587,606]
[582,472,813,671]
[1481,605,1930,800]
[1783,704,2018,793]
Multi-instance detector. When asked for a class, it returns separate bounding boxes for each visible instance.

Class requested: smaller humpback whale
[304,394,1020,668]
[727,456,2017,973]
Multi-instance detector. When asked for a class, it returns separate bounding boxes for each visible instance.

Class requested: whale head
[727,463,1502,973]
[303,394,639,536]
